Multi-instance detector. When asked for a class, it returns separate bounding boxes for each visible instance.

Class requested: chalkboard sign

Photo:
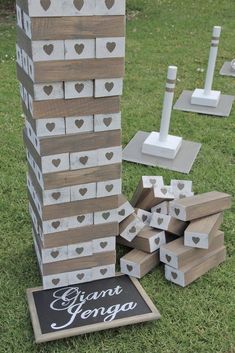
[27,274,160,343]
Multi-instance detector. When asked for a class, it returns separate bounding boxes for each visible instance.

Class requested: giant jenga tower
[16,0,125,289]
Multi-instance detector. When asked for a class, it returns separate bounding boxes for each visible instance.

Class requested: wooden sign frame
[27,273,160,343]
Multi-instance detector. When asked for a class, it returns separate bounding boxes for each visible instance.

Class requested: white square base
[191,88,221,107]
[142,132,182,159]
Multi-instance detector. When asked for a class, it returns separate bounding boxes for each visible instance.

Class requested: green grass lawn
[0,1,235,352]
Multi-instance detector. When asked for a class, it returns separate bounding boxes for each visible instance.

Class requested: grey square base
[122,131,201,174]
[173,90,234,117]
[220,62,235,77]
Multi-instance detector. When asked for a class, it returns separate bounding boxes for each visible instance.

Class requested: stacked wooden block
[16,0,125,289]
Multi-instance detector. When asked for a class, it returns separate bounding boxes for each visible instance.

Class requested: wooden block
[151,201,169,215]
[117,194,135,223]
[130,176,164,207]
[28,16,125,40]
[95,0,126,15]
[16,44,23,67]
[70,150,98,170]
[16,4,23,28]
[119,213,145,242]
[68,213,94,229]
[65,116,94,134]
[92,236,116,253]
[169,191,232,221]
[43,273,69,289]
[30,40,65,62]
[97,179,122,197]
[22,12,31,38]
[62,0,95,16]
[97,146,122,166]
[165,246,226,287]
[71,182,96,201]
[65,39,95,60]
[41,153,70,174]
[68,268,92,285]
[136,185,174,211]
[184,212,223,249]
[21,49,29,74]
[96,37,125,58]
[171,179,192,195]
[91,264,115,280]
[27,56,35,81]
[94,208,118,225]
[150,213,188,236]
[135,208,152,225]
[160,230,224,269]
[32,82,64,101]
[120,249,159,279]
[174,191,194,200]
[22,87,29,108]
[33,117,66,137]
[95,78,123,97]
[94,112,121,132]
[64,80,93,99]
[68,242,93,259]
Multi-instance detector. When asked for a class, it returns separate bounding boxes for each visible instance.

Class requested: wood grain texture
[160,230,224,269]
[16,26,32,57]
[130,176,164,207]
[30,16,125,40]
[150,213,188,236]
[169,191,231,221]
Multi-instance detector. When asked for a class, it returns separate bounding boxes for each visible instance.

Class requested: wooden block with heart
[95,78,123,97]
[97,179,122,197]
[96,37,125,58]
[151,201,169,215]
[135,208,152,225]
[94,208,118,225]
[31,40,65,62]
[131,176,164,207]
[120,249,160,279]
[136,185,174,211]
[150,213,188,237]
[117,194,135,223]
[95,0,126,15]
[65,116,94,134]
[65,39,95,60]
[94,112,121,132]
[119,213,145,242]
[64,80,93,99]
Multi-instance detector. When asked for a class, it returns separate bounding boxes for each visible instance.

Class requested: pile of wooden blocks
[16,0,125,289]
[119,176,231,286]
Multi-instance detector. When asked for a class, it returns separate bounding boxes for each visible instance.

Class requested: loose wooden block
[150,213,188,236]
[96,37,125,58]
[94,208,118,225]
[165,246,226,287]
[91,264,116,280]
[68,241,93,259]
[92,236,116,253]
[97,179,122,197]
[65,39,95,60]
[95,78,123,98]
[64,80,93,99]
[70,182,96,201]
[136,185,174,211]
[22,12,31,38]
[169,191,232,221]
[97,146,122,166]
[16,4,23,28]
[135,208,152,225]
[117,194,135,223]
[151,201,169,215]
[95,0,126,15]
[94,112,121,132]
[16,44,23,67]
[131,176,164,207]
[70,150,98,170]
[174,191,194,199]
[65,116,93,134]
[68,268,92,285]
[119,213,145,242]
[171,179,192,195]
[160,230,224,269]
[120,249,160,279]
[41,153,70,174]
[184,212,223,249]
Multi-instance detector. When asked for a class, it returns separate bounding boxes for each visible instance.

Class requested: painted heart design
[177,182,185,190]
[52,221,60,229]
[105,152,114,160]
[74,0,84,10]
[149,178,157,185]
[155,237,160,245]
[52,278,60,286]
[79,188,87,196]
[179,194,186,199]
[75,83,84,93]
[105,0,115,9]
[77,215,85,223]
[43,85,53,96]
[79,156,88,165]
[118,209,125,216]
[51,250,59,258]
[171,272,178,280]
[103,117,112,127]
[40,0,51,11]
[52,192,61,200]
[192,237,200,244]
[157,218,163,225]
[77,273,85,280]
[76,247,84,254]
[74,43,85,55]
[43,44,54,55]
[105,184,114,192]
[161,188,167,195]
[52,159,61,167]
[166,254,171,262]
[35,138,38,146]
[127,264,133,272]
[106,42,116,53]
[174,208,180,216]
[129,226,136,234]
[100,268,108,275]
[102,212,110,220]
[156,208,161,213]
[100,242,108,249]
[75,119,84,129]
[142,215,148,222]
[46,122,55,132]
[105,82,114,92]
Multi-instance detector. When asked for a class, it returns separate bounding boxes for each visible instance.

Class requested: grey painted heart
[171,272,178,280]
[77,273,85,280]
[166,254,171,262]
[77,215,85,223]
[75,83,84,93]
[100,268,108,275]
[105,152,114,160]
[106,42,116,52]
[76,247,84,254]
[73,0,84,10]
[100,242,108,249]
[51,250,59,258]
[40,0,51,11]
[118,209,125,216]
[127,264,133,272]
[102,212,110,220]
[105,184,114,192]
[105,0,115,9]
[105,82,114,92]
[74,43,84,55]
[149,178,157,185]
[177,182,185,190]
[156,208,161,213]
[46,122,55,132]
[43,44,54,55]
[192,237,200,244]
[52,278,60,286]
[142,215,148,222]
[79,188,87,196]
[174,208,180,216]
[161,188,167,195]
[43,85,53,95]
[129,226,136,234]
[52,221,60,229]
[52,192,61,200]
[155,237,160,245]
[157,218,164,225]
[52,159,61,167]
[79,156,88,165]
[103,117,112,127]
[75,119,84,128]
